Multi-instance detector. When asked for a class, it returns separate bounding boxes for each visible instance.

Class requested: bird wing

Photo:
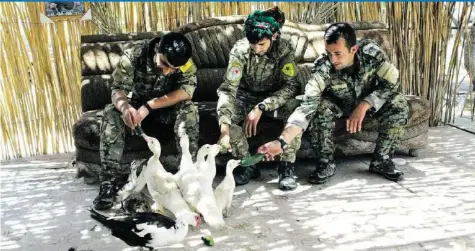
[108,212,176,229]
[148,169,177,196]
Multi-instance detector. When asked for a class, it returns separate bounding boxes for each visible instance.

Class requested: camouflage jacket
[216,38,299,126]
[287,39,400,130]
[111,38,197,105]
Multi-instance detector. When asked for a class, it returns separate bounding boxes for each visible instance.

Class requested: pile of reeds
[0,2,82,159]
[387,2,473,126]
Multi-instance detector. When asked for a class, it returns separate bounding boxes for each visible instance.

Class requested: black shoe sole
[235,179,250,186]
[307,171,335,185]
[93,202,114,210]
[369,167,404,181]
[279,184,297,190]
[307,177,329,185]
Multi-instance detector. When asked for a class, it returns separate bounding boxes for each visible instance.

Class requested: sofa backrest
[80,17,391,112]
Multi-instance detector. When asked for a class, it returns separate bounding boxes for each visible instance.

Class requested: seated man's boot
[277,162,297,190]
[233,165,261,186]
[308,161,336,184]
[369,159,404,181]
[93,181,118,210]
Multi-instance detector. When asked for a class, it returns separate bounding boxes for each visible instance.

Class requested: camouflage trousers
[99,100,199,183]
[228,97,303,163]
[307,93,409,166]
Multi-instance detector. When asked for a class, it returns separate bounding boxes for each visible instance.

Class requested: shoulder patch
[282,62,296,77]
[226,61,243,81]
[180,59,193,73]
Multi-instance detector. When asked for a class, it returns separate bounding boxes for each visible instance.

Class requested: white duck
[174,125,203,213]
[196,144,226,229]
[214,159,241,217]
[116,159,147,203]
[197,144,220,189]
[175,125,225,229]
[89,208,201,249]
[194,144,211,172]
[142,135,195,219]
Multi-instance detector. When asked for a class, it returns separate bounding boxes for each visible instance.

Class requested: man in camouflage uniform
[94,32,199,210]
[258,22,408,184]
[217,7,302,190]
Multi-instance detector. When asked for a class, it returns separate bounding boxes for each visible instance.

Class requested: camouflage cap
[244,6,285,44]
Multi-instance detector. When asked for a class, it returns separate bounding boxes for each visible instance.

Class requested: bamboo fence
[0,2,472,159]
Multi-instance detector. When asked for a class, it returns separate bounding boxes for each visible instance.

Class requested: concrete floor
[1,126,475,251]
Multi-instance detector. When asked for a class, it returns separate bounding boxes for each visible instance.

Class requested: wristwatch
[257,103,266,112]
[144,102,153,112]
[277,136,288,150]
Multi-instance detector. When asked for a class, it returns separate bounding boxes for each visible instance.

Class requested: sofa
[74,16,430,182]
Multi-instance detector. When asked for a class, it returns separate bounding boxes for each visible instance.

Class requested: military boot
[277,162,297,190]
[93,181,117,210]
[233,165,261,186]
[369,159,404,181]
[307,161,336,184]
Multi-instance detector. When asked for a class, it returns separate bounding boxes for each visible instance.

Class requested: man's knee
[378,94,408,126]
[310,99,340,126]
[228,123,249,158]
[102,104,122,120]
[174,101,199,131]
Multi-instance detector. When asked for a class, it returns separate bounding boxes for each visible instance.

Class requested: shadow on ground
[1,127,475,251]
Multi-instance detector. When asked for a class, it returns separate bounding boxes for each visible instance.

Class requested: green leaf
[240,153,265,167]
[201,235,215,246]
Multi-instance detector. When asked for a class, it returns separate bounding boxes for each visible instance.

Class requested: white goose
[194,144,211,172]
[141,136,195,219]
[174,125,203,213]
[197,144,220,189]
[196,144,226,229]
[175,125,225,229]
[116,159,147,203]
[214,159,241,217]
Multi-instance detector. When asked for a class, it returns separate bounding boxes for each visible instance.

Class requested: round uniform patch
[227,66,242,81]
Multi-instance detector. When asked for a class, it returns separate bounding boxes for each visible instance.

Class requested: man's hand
[137,105,150,125]
[257,140,283,161]
[122,106,141,129]
[244,106,263,138]
[347,101,372,133]
[218,124,231,153]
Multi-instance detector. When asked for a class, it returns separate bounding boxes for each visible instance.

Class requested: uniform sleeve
[176,59,197,98]
[362,43,400,111]
[217,50,245,126]
[261,51,299,111]
[110,53,135,97]
[286,56,332,131]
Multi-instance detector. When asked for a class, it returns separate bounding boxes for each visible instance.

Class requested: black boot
[233,165,261,186]
[307,161,336,184]
[93,181,118,210]
[369,159,404,181]
[277,162,297,190]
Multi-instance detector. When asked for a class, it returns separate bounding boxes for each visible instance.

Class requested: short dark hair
[324,23,357,50]
[155,32,192,67]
